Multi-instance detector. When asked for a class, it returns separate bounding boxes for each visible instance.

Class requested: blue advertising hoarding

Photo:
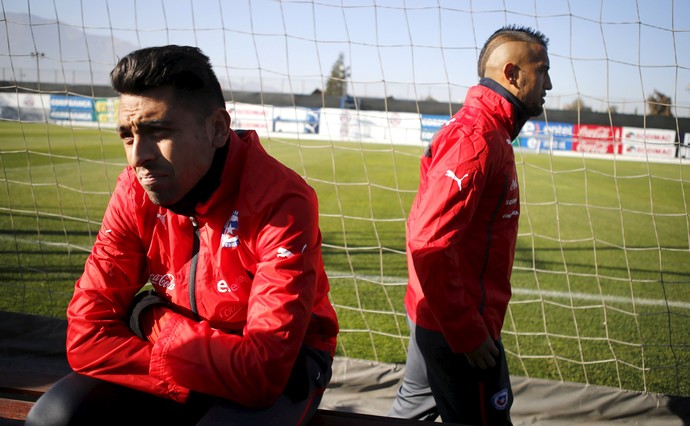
[420,114,450,143]
[49,95,96,122]
[518,120,574,151]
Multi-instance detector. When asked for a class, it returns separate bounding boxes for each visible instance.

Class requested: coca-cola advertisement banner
[574,124,623,154]
[518,120,573,151]
[621,127,676,159]
[226,102,271,132]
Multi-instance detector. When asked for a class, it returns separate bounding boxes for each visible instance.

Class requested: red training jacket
[405,84,520,354]
[66,129,339,407]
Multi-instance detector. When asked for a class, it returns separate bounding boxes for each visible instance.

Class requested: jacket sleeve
[65,171,190,403]
[407,130,492,353]
[147,185,324,408]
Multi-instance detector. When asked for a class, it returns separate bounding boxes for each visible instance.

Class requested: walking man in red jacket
[26,45,338,426]
[389,25,552,425]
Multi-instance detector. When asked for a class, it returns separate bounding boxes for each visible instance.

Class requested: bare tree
[646,90,673,117]
[562,97,592,112]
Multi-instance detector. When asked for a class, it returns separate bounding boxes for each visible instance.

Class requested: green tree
[325,53,349,96]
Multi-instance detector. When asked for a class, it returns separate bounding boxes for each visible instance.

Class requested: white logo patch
[217,279,239,293]
[502,210,519,219]
[98,228,112,240]
[150,273,175,290]
[277,247,294,258]
[445,170,469,191]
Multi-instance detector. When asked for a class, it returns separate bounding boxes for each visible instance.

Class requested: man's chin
[145,190,176,207]
[528,104,544,118]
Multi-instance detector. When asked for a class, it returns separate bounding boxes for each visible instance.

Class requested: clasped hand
[464,335,499,369]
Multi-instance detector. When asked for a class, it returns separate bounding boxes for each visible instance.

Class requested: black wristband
[127,290,168,340]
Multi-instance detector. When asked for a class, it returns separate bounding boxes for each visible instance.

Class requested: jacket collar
[478,77,529,140]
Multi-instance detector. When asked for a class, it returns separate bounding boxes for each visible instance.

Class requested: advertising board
[573,124,623,154]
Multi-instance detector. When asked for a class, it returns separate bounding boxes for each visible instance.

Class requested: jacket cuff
[127,290,168,340]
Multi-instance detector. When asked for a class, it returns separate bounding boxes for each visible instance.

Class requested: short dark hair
[110,45,225,114]
[477,25,549,78]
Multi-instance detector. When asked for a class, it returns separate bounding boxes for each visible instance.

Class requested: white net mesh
[1,0,689,397]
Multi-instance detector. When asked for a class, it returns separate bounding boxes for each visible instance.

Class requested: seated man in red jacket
[26,45,338,426]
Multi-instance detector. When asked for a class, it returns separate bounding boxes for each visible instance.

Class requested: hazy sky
[3,0,689,116]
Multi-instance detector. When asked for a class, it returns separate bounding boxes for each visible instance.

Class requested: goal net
[1,0,689,401]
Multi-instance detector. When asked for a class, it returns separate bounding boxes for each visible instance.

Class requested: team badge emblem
[221,210,240,248]
[491,388,509,410]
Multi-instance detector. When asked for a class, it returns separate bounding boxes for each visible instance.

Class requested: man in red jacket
[388,25,552,425]
[26,45,338,426]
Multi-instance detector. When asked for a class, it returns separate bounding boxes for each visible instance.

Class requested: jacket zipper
[189,216,201,320]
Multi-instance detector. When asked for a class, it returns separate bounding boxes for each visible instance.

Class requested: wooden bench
[0,375,445,426]
[0,370,59,425]
[0,312,451,425]
[0,390,42,424]
[0,393,443,426]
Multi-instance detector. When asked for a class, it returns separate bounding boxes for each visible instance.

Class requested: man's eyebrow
[117,119,172,133]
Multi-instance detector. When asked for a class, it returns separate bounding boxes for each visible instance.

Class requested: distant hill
[0,11,278,92]
[1,12,139,85]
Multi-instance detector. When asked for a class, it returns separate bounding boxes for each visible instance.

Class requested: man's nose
[130,135,156,167]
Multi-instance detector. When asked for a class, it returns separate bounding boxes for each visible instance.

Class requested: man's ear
[503,63,518,87]
[211,107,231,148]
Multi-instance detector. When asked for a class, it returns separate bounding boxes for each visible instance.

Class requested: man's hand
[464,336,499,369]
[141,305,174,344]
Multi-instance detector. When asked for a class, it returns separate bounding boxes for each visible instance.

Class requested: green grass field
[1,121,688,397]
